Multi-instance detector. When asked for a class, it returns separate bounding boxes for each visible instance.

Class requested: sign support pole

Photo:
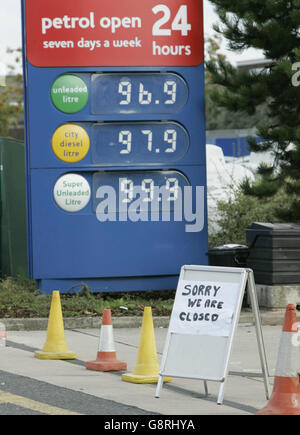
[247,269,270,400]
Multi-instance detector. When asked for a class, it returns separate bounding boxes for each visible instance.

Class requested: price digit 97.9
[118,128,177,154]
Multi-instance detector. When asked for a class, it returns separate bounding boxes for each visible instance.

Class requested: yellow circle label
[52,124,90,163]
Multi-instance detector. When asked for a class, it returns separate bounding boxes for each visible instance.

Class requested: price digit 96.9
[118,80,177,106]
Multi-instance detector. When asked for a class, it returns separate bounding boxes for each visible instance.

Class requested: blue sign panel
[22,0,208,293]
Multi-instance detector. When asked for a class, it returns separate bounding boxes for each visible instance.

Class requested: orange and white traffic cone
[86,309,127,372]
[256,304,300,415]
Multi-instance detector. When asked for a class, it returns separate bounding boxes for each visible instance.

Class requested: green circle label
[51,75,89,114]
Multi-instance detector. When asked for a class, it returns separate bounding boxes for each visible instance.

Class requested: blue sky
[0,0,263,74]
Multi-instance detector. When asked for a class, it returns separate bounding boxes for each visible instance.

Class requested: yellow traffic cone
[34,290,76,360]
[122,306,171,384]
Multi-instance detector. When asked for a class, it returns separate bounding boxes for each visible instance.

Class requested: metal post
[217,381,226,405]
[155,375,163,398]
[247,269,270,400]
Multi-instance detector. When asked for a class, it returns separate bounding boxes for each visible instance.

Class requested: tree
[204,33,268,130]
[0,48,23,137]
[205,34,227,129]
[209,186,295,247]
[206,0,300,220]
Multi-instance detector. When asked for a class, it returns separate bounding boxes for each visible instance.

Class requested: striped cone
[86,309,127,371]
[256,304,300,415]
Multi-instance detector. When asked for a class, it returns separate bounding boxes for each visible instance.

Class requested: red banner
[24,0,204,67]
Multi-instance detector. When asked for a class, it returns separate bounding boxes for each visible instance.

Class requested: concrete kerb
[0,309,293,331]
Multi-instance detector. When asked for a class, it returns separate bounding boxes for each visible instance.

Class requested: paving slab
[0,323,283,415]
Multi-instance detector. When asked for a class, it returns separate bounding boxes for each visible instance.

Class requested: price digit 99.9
[120,177,179,203]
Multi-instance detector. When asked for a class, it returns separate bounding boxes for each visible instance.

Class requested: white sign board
[155,265,270,405]
[169,280,240,337]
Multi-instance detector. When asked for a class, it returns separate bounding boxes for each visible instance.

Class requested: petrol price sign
[22,0,208,293]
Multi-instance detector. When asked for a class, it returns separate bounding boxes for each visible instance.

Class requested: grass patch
[0,277,175,318]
